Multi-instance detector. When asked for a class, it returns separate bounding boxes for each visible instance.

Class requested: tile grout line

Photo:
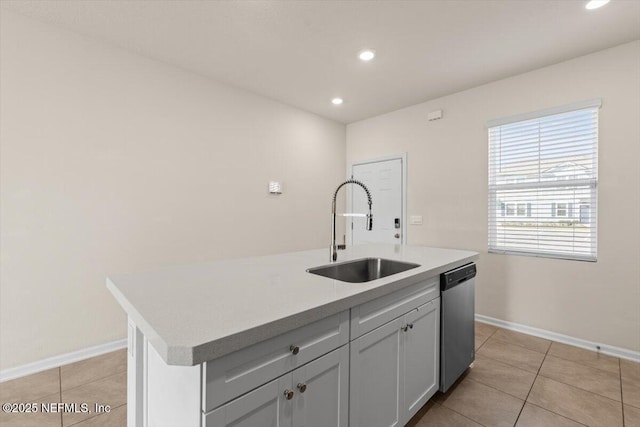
[547,352,621,376]
[432,401,489,427]
[469,357,537,393]
[60,370,127,426]
[66,403,126,427]
[436,324,501,425]
[534,371,624,404]
[490,327,620,376]
[525,402,590,427]
[463,376,527,403]
[437,397,490,427]
[526,372,626,424]
[60,368,127,395]
[476,332,596,425]
[470,325,536,426]
[489,336,549,355]
[474,348,541,376]
[512,337,550,426]
[474,325,499,352]
[514,339,623,427]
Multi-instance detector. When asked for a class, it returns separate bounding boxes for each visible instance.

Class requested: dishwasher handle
[441,263,476,291]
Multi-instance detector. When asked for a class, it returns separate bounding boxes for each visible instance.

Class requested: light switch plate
[410,215,423,225]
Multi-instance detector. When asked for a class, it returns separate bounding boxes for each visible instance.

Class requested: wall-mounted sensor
[427,110,443,121]
[268,181,282,194]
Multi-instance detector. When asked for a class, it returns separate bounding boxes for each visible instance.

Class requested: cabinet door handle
[402,324,414,332]
[297,383,307,393]
[284,390,294,400]
[290,345,300,355]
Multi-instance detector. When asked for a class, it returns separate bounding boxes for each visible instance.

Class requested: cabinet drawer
[203,310,349,412]
[350,277,439,339]
[203,374,292,427]
[204,345,349,427]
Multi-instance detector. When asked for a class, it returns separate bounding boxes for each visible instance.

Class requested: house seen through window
[488,100,599,261]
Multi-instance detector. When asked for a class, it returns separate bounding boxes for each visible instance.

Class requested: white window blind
[488,100,599,261]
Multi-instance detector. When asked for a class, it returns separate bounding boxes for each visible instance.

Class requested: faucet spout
[331,179,373,262]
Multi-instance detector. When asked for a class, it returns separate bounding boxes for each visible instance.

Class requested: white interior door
[351,157,404,245]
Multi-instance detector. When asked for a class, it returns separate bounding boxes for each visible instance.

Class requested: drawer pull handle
[401,324,414,332]
[297,383,307,393]
[284,390,294,400]
[290,345,300,355]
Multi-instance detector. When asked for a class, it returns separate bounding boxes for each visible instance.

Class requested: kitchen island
[107,244,478,427]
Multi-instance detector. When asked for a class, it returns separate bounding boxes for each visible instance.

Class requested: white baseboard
[476,314,640,363]
[0,338,127,383]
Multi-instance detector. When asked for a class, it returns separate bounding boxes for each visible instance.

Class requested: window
[488,100,599,261]
[506,203,515,216]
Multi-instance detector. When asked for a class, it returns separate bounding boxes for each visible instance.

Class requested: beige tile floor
[0,350,127,427]
[0,322,638,426]
[408,322,640,427]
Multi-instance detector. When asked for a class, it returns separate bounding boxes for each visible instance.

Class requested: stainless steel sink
[307,258,420,283]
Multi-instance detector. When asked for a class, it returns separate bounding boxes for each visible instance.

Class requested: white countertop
[106,244,478,366]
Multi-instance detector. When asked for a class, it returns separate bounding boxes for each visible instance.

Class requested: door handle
[394,233,400,239]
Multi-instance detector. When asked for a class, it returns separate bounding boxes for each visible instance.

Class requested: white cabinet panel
[147,340,201,427]
[351,277,438,339]
[349,316,404,427]
[349,295,440,427]
[205,347,349,427]
[205,375,293,427]
[204,310,349,412]
[402,298,440,423]
[292,345,349,427]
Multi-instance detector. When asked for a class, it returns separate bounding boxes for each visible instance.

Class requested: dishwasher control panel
[441,263,477,290]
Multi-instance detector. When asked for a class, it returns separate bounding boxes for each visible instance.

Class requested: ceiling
[2,0,639,124]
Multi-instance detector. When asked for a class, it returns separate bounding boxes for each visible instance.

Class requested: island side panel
[146,339,202,427]
[127,317,144,427]
[128,316,202,427]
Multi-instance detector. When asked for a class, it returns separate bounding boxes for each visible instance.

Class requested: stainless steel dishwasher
[439,263,476,393]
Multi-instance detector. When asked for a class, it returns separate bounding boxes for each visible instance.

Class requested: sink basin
[307,258,420,283]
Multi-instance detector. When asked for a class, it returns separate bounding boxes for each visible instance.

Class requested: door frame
[346,153,408,246]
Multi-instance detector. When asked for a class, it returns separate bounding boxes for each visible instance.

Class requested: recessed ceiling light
[331,98,344,105]
[358,49,376,61]
[585,0,610,10]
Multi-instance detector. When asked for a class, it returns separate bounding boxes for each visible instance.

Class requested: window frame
[487,99,600,262]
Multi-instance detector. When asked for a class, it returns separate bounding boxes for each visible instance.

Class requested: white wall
[0,11,346,370]
[347,41,640,352]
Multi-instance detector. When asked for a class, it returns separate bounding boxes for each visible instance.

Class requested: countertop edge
[108,248,479,366]
[106,278,176,364]
[175,253,476,365]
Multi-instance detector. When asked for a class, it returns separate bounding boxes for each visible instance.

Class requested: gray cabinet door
[349,316,404,427]
[205,375,293,427]
[402,298,440,424]
[292,346,349,427]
